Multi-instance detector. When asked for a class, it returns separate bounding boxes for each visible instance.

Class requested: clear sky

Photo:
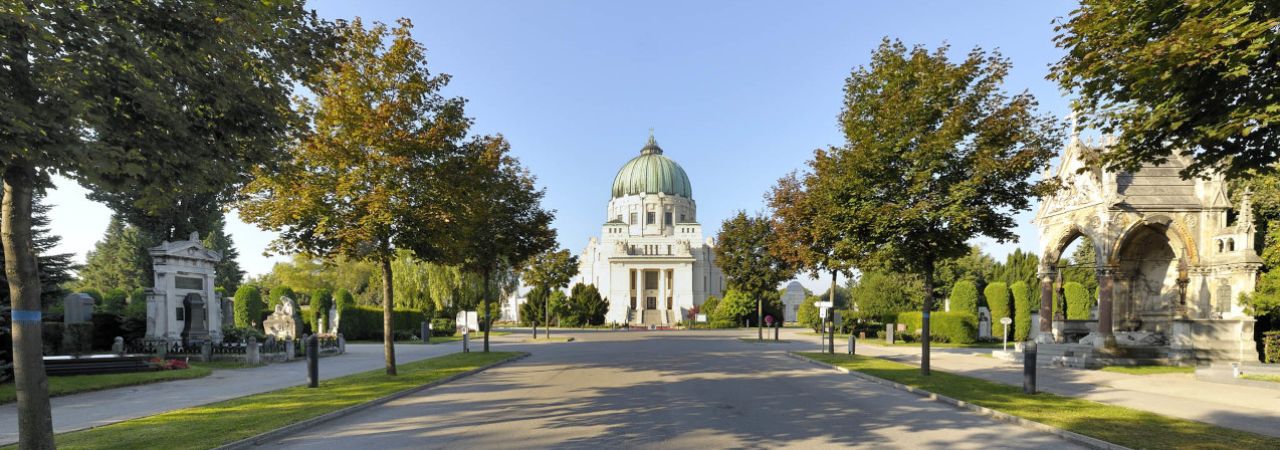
[45,0,1077,293]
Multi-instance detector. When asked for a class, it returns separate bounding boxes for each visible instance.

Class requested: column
[657,267,668,324]
[1039,270,1055,336]
[1096,266,1116,344]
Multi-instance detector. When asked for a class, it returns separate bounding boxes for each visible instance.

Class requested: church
[577,134,725,326]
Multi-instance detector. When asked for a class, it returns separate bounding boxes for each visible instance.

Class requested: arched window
[1228,238,1236,252]
[1218,239,1224,253]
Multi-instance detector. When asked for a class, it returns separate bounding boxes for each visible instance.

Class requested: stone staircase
[642,310,663,326]
[1035,344,1180,368]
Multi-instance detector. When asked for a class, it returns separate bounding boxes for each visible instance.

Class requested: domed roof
[611,134,692,199]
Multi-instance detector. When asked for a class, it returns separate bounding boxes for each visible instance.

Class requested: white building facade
[578,135,725,326]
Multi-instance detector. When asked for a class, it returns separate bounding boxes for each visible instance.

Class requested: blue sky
[46,0,1077,293]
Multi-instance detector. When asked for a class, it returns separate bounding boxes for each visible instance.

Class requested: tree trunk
[828,270,836,354]
[482,269,491,352]
[545,290,551,339]
[921,261,934,376]
[5,164,55,450]
[757,295,763,340]
[380,253,396,376]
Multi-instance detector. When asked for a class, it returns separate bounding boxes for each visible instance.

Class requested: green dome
[611,135,692,199]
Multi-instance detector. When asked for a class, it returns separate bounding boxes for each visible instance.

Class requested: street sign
[813,301,833,308]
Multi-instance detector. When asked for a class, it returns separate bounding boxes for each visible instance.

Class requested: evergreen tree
[948,280,980,317]
[233,285,266,330]
[1011,281,1035,341]
[0,195,78,308]
[202,214,245,294]
[78,216,150,294]
[985,282,1012,338]
[851,270,923,319]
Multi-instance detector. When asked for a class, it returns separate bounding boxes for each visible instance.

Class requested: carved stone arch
[1040,219,1106,272]
[1108,214,1199,266]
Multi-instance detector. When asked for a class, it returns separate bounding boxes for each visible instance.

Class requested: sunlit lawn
[1099,365,1195,375]
[1242,374,1280,383]
[0,366,212,404]
[18,352,523,450]
[798,352,1280,450]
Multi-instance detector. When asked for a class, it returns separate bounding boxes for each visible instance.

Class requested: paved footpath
[270,330,1082,449]
[780,329,1280,438]
[0,340,485,445]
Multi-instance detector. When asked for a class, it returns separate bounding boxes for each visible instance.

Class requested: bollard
[848,333,856,355]
[1023,341,1037,394]
[306,334,319,388]
[463,332,470,353]
[774,323,779,341]
[422,321,430,344]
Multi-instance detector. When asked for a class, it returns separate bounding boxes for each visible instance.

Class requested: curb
[784,352,1129,450]
[216,352,531,450]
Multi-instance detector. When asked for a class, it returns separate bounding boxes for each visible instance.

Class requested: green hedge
[1011,281,1034,341]
[430,318,456,337]
[949,280,979,316]
[1264,331,1279,363]
[985,282,1012,338]
[897,311,977,344]
[337,305,428,340]
[1064,281,1093,320]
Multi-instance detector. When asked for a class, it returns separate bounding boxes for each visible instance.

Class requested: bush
[312,288,333,331]
[713,290,754,324]
[948,280,979,316]
[334,289,355,310]
[124,288,147,322]
[700,295,721,318]
[707,319,738,329]
[102,288,128,315]
[1011,281,1034,341]
[233,285,265,329]
[90,313,124,351]
[430,318,456,337]
[985,282,1012,338]
[897,311,977,344]
[222,325,266,343]
[1263,331,1279,363]
[797,295,822,332]
[336,305,428,341]
[1064,281,1093,320]
[62,323,94,356]
[42,322,64,355]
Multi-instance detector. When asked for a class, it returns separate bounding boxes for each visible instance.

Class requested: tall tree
[1,3,328,444]
[520,249,579,338]
[77,216,149,295]
[714,211,797,340]
[850,270,924,319]
[202,213,245,294]
[822,40,1060,374]
[456,136,556,351]
[1052,0,1280,179]
[239,18,474,376]
[0,195,77,307]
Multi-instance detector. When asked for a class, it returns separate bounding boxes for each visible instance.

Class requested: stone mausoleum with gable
[145,232,225,345]
[1032,132,1261,365]
[577,134,725,326]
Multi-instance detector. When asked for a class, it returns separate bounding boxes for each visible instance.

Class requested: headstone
[246,336,260,365]
[978,306,992,339]
[328,305,341,335]
[285,339,295,361]
[263,296,303,340]
[62,293,95,324]
[181,292,210,346]
[886,323,895,344]
[111,336,125,356]
[201,341,212,361]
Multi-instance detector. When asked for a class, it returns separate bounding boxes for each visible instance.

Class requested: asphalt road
[270,330,1082,449]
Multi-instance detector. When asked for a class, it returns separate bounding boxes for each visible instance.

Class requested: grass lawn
[798,352,1279,450]
[1099,365,1195,375]
[799,333,1004,349]
[0,366,213,405]
[1242,374,1280,383]
[14,351,522,450]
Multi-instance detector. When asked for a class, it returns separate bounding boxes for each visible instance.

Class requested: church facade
[577,135,725,326]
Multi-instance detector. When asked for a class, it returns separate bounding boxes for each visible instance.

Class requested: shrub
[897,311,976,344]
[984,282,1012,338]
[102,288,128,315]
[222,325,265,343]
[233,285,265,329]
[700,295,720,318]
[707,319,738,329]
[312,288,334,331]
[42,322,64,355]
[268,286,296,309]
[430,318,456,337]
[62,323,94,356]
[1064,281,1093,320]
[124,288,147,321]
[948,280,979,316]
[90,313,124,351]
[1263,331,1279,363]
[336,305,428,341]
[797,295,822,332]
[1011,281,1034,341]
[334,289,355,310]
[713,290,754,324]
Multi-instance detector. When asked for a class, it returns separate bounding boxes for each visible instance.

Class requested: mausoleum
[145,232,224,344]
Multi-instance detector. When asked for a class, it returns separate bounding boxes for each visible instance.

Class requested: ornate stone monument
[264,296,303,340]
[145,232,224,344]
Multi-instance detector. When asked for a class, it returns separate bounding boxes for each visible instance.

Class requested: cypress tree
[984,282,1012,337]
[233,285,265,329]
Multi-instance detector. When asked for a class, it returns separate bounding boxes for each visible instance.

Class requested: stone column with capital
[1096,266,1117,346]
[1038,271,1055,337]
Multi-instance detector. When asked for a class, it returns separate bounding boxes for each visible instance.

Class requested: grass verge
[0,366,212,405]
[797,352,1279,450]
[1242,374,1280,383]
[1099,365,1195,375]
[738,338,791,344]
[19,351,522,450]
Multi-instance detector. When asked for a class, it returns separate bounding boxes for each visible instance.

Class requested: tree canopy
[1052,0,1280,179]
[714,211,796,337]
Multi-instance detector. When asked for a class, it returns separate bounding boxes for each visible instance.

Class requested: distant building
[577,133,725,326]
[780,281,807,323]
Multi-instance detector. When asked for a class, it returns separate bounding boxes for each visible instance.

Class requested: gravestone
[62,293,95,324]
[328,305,341,335]
[181,292,210,346]
[264,296,303,340]
[111,336,124,356]
[978,306,992,339]
[886,323,895,344]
